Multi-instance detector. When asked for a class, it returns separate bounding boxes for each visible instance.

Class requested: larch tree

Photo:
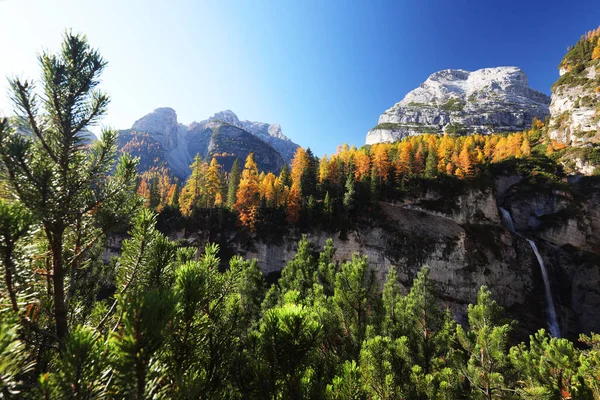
[206,157,223,207]
[179,154,206,216]
[235,153,261,230]
[0,32,139,341]
[291,147,309,196]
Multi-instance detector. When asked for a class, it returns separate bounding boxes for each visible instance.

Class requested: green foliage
[440,98,466,112]
[445,123,467,135]
[326,360,366,400]
[0,314,34,396]
[1,29,600,400]
[227,157,241,208]
[372,122,406,131]
[456,286,514,399]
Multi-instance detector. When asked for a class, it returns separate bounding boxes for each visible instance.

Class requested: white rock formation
[366,67,550,144]
[548,65,600,145]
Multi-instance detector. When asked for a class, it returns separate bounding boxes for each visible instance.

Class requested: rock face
[366,67,551,145]
[548,38,600,146]
[118,108,298,178]
[166,172,600,339]
[208,110,299,163]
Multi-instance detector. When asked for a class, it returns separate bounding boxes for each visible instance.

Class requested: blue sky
[0,0,599,156]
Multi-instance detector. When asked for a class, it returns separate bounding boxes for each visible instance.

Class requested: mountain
[366,66,551,144]
[208,110,299,163]
[548,28,600,147]
[117,108,296,178]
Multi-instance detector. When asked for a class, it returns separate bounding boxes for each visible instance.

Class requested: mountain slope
[366,66,550,144]
[117,108,290,178]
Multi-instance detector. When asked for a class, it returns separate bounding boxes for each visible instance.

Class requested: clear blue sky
[1,0,599,156]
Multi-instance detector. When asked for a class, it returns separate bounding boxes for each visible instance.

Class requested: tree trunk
[51,230,69,341]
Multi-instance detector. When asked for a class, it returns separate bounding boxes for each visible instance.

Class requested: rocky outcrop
[548,47,600,146]
[366,67,550,145]
[118,108,293,178]
[209,110,299,163]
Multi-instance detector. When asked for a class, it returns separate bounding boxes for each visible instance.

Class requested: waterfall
[499,207,515,232]
[498,207,561,337]
[526,239,561,337]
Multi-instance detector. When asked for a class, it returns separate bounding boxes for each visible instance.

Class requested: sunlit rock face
[119,108,298,178]
[548,65,600,146]
[366,66,550,144]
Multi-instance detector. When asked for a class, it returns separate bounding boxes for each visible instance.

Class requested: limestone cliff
[143,168,599,340]
[366,67,550,145]
[548,29,600,146]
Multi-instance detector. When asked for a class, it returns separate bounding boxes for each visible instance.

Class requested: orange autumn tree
[291,147,309,192]
[137,178,151,207]
[287,183,301,223]
[235,153,261,230]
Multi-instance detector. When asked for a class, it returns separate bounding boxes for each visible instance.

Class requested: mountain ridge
[366,66,551,144]
[118,108,297,178]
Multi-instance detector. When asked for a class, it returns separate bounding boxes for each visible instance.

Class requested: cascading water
[526,239,560,337]
[498,207,561,337]
[499,207,516,232]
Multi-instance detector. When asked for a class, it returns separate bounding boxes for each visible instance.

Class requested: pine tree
[0,32,139,341]
[343,173,355,213]
[334,254,379,359]
[279,163,292,188]
[456,286,513,399]
[227,158,241,209]
[424,147,438,178]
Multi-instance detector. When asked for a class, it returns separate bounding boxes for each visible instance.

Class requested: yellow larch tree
[235,153,261,230]
[137,178,151,207]
[291,147,309,191]
[372,144,391,183]
[354,150,371,181]
[179,154,207,217]
[206,157,224,207]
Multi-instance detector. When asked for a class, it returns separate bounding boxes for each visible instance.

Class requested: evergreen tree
[424,147,438,178]
[279,163,292,188]
[0,32,139,341]
[456,286,514,399]
[334,254,379,359]
[179,154,206,216]
[343,173,356,213]
[227,157,241,209]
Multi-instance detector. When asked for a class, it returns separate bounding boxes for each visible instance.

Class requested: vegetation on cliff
[1,31,600,399]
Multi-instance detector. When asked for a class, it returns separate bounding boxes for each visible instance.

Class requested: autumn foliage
[137,121,548,230]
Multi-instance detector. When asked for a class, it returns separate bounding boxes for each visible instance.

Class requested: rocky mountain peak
[132,107,179,136]
[366,66,550,145]
[208,110,240,126]
[119,107,299,178]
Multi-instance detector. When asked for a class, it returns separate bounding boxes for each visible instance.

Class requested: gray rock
[366,66,550,144]
[120,108,296,178]
[548,65,600,146]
